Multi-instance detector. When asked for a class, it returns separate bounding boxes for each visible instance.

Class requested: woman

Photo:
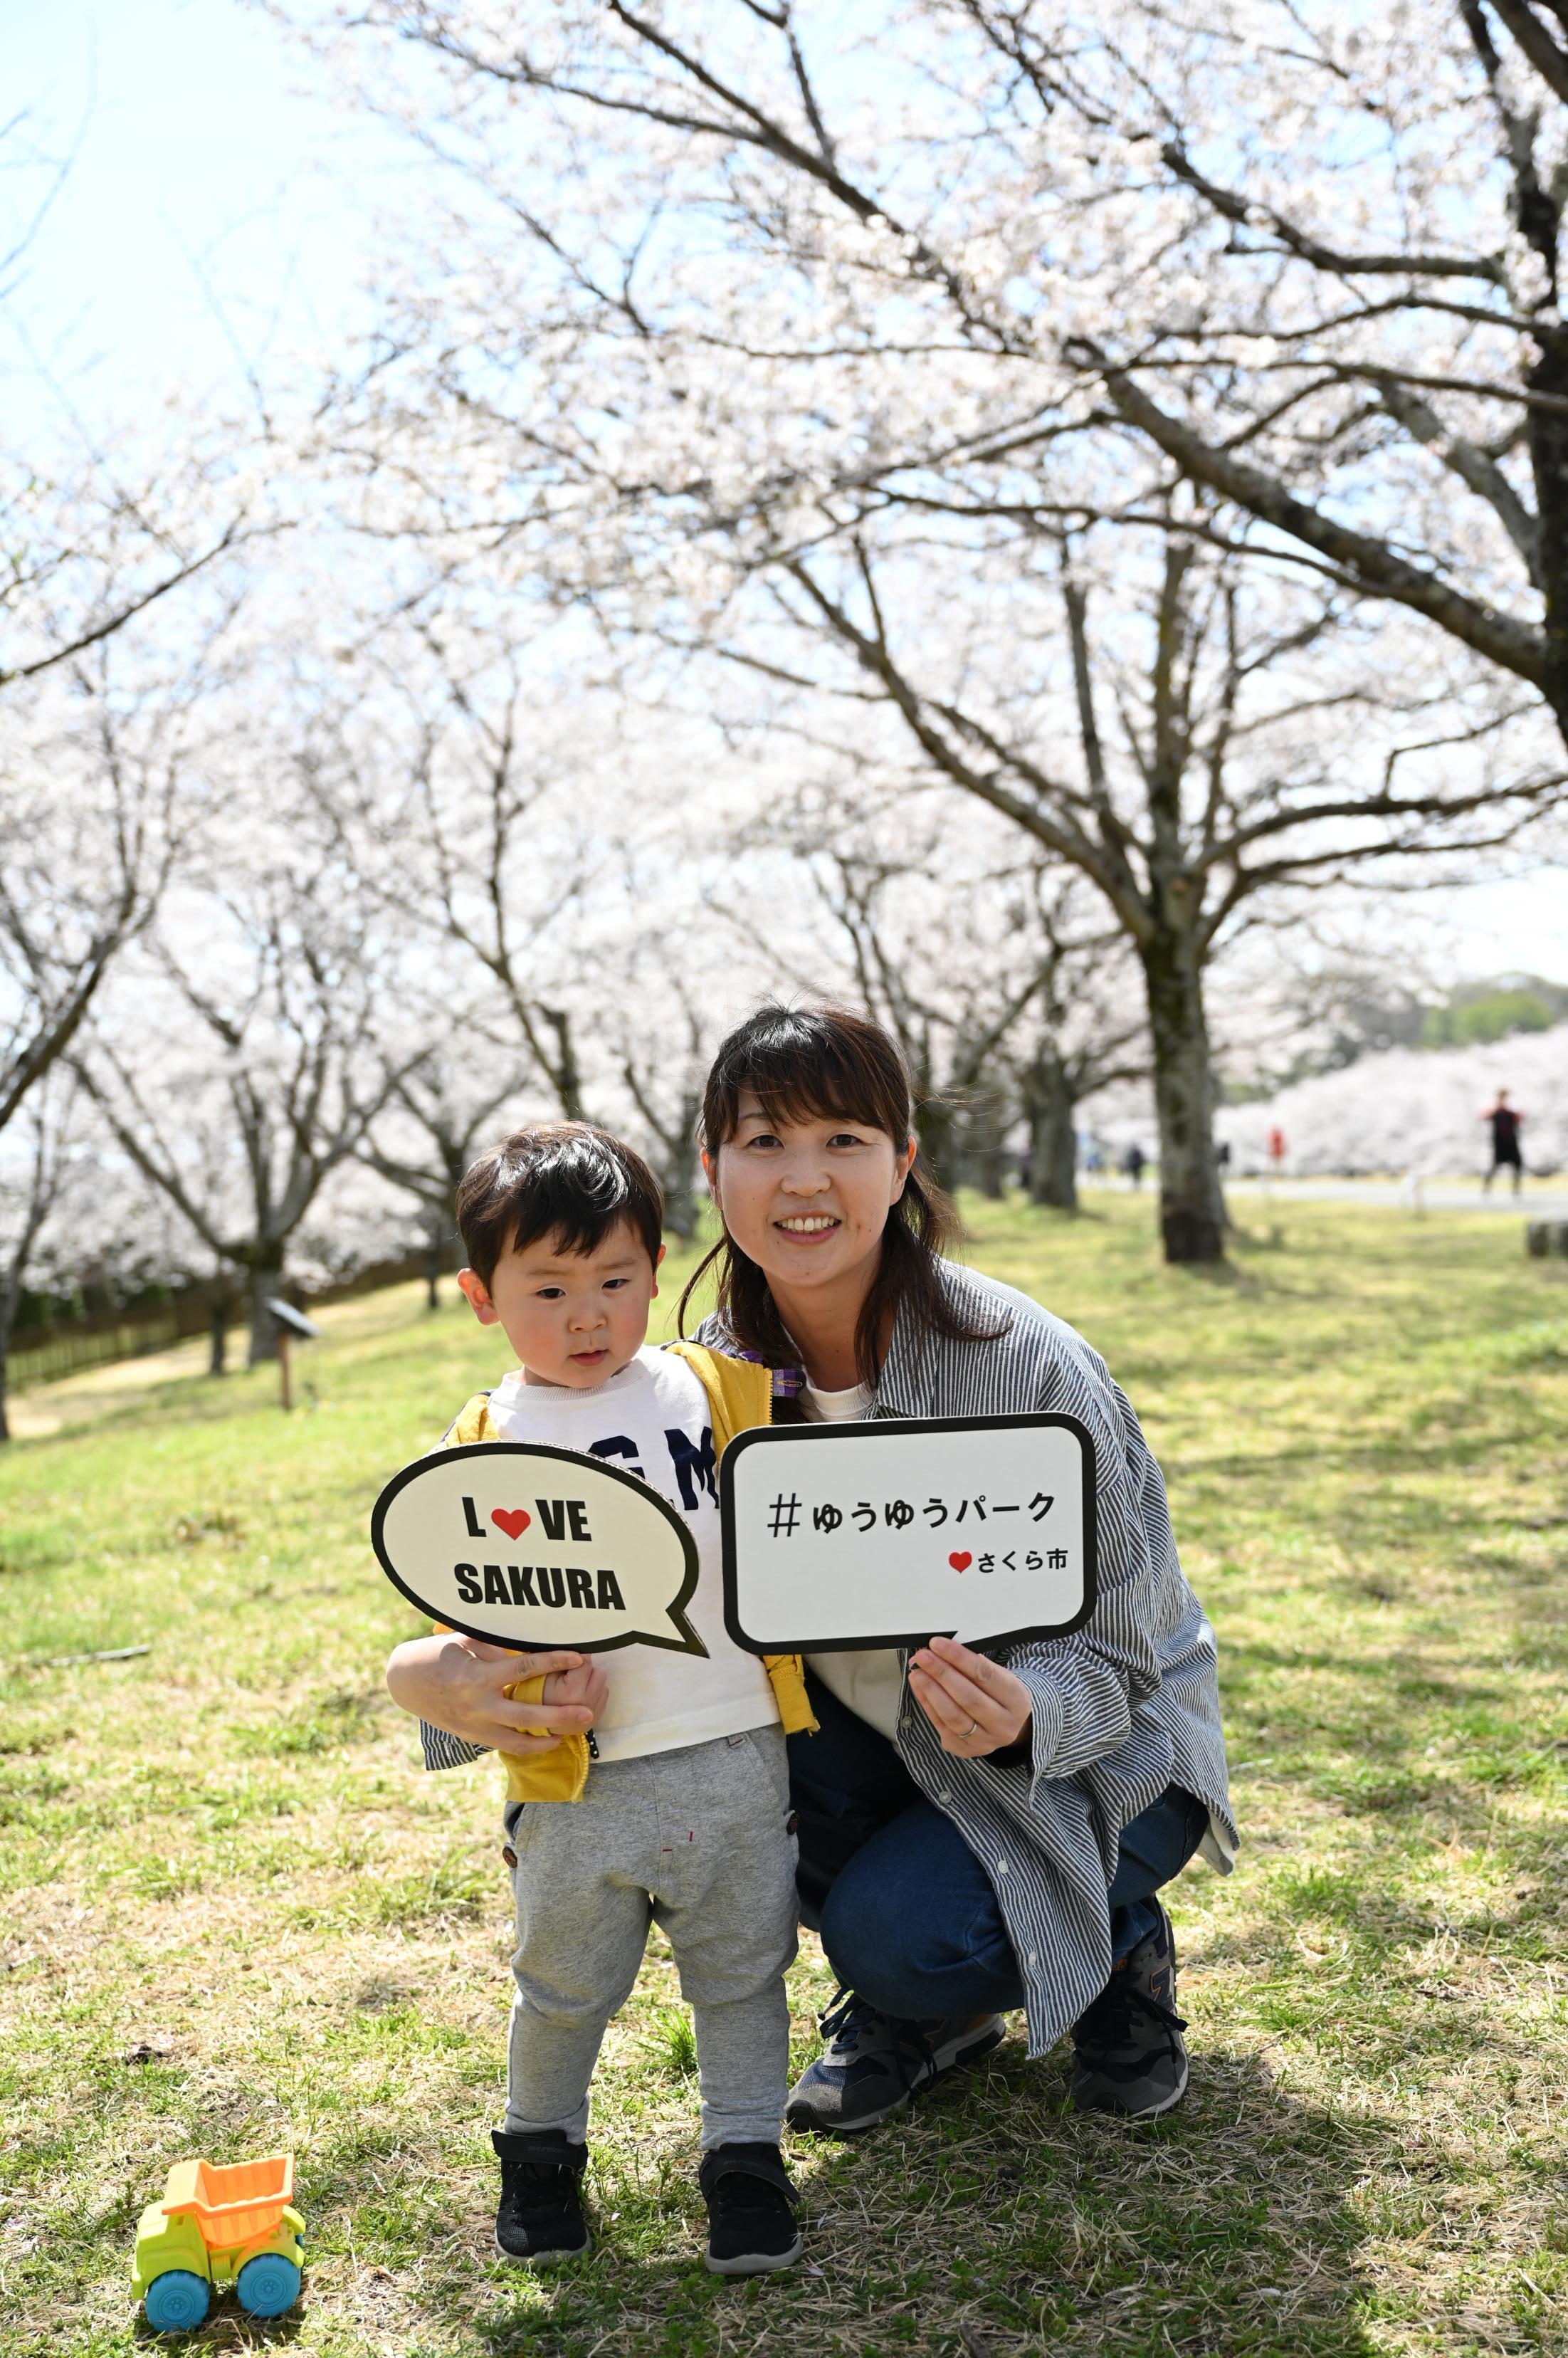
[404,1005,1236,2132]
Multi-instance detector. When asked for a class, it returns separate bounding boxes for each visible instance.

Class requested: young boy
[384,1123,808,2277]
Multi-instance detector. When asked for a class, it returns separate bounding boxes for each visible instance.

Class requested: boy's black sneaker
[698,2142,802,2276]
[493,2129,590,2264]
[1070,1902,1189,2118]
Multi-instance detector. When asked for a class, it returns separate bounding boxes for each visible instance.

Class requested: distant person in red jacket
[1482,1091,1525,1195]
[1267,1126,1286,1174]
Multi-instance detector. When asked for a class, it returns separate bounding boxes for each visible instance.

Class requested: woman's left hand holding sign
[908,1634,1031,1758]
[386,1631,609,1753]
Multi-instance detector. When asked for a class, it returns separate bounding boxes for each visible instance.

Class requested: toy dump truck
[132,2153,304,2332]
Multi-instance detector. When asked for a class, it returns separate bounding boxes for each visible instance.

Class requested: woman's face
[705,1089,915,1305]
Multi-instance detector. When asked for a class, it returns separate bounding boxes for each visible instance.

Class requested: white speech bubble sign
[720,1414,1095,1652]
[372,1441,705,1655]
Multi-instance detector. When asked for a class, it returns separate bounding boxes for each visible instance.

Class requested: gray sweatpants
[501,1724,799,2150]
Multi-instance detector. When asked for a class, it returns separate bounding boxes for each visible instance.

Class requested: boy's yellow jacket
[437,1341,816,1802]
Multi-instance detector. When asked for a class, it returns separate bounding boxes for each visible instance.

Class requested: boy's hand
[538,1659,609,1722]
[386,1632,606,1754]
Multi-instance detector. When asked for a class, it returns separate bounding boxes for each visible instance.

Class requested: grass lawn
[1,1195,1565,2357]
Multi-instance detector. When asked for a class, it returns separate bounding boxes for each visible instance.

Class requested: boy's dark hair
[456,1123,663,1287]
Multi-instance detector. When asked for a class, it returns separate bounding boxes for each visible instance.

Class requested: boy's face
[458,1220,663,1388]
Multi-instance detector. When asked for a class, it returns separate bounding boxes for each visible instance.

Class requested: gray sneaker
[786,1991,1006,2135]
[1070,1902,1189,2117]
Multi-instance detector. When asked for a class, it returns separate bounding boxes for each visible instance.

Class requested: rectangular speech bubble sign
[720,1414,1095,1653]
[372,1441,706,1655]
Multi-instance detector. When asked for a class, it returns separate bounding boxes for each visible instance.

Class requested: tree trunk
[1023,1054,1079,1211]
[423,1221,443,1311]
[207,1276,240,1377]
[657,1094,704,1240]
[1524,261,1568,735]
[542,1006,588,1122]
[661,1152,700,1240]
[247,1247,285,1366]
[972,1139,1009,1200]
[0,1270,19,1440]
[1137,922,1226,1264]
[955,1081,1011,1198]
[663,1183,697,1240]
[914,1092,961,1193]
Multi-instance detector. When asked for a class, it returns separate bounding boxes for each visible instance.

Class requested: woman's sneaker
[492,2129,590,2264]
[1070,1902,1189,2117]
[698,2142,803,2275]
[785,1991,1006,2134]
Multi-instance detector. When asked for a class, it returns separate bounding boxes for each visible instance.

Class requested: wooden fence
[8,1294,216,1391]
[8,1242,458,1394]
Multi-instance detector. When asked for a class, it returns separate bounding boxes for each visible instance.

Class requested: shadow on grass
[384,2042,1379,2357]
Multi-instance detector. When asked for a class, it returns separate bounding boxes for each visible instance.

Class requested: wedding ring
[965,1716,979,1737]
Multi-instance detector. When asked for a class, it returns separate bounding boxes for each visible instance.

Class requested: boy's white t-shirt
[485,1344,777,1763]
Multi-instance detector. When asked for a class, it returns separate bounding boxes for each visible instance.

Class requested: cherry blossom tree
[274,0,1568,1259]
[0,634,221,1146]
[311,629,628,1125]
[357,1052,529,1304]
[307,0,1568,750]
[1,446,258,695]
[986,0,1568,747]
[613,973,712,1240]
[305,613,824,1227]
[75,850,412,1365]
[782,828,1146,1208]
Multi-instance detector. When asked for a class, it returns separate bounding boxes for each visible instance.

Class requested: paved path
[1080,1176,1568,1216]
[1229,1178,1568,1216]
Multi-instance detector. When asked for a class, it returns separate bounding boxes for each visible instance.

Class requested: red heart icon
[949,1551,972,1572]
[491,1508,530,1541]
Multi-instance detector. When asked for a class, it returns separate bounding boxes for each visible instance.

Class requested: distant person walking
[1482,1091,1525,1195]
[1267,1127,1287,1175]
[1122,1142,1147,1188]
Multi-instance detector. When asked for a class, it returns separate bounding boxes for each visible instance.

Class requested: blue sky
[5,2,1564,981]
[4,0,394,421]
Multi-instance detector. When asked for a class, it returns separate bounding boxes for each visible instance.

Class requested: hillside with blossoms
[1216,1026,1568,1180]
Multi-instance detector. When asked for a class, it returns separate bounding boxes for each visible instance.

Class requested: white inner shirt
[485,1346,777,1762]
[799,1377,906,1743]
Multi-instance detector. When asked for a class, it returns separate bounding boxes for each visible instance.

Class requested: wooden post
[278,1329,293,1412]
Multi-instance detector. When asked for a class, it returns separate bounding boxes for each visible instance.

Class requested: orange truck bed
[159,2154,295,2253]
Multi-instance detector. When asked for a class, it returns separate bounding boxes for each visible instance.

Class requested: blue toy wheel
[144,2269,211,2332]
[236,2252,301,2318]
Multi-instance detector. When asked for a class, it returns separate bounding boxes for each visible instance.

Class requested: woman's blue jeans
[788,1669,1209,2022]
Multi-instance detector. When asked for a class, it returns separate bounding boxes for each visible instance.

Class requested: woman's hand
[386,1632,608,1754]
[908,1635,1031,1759]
